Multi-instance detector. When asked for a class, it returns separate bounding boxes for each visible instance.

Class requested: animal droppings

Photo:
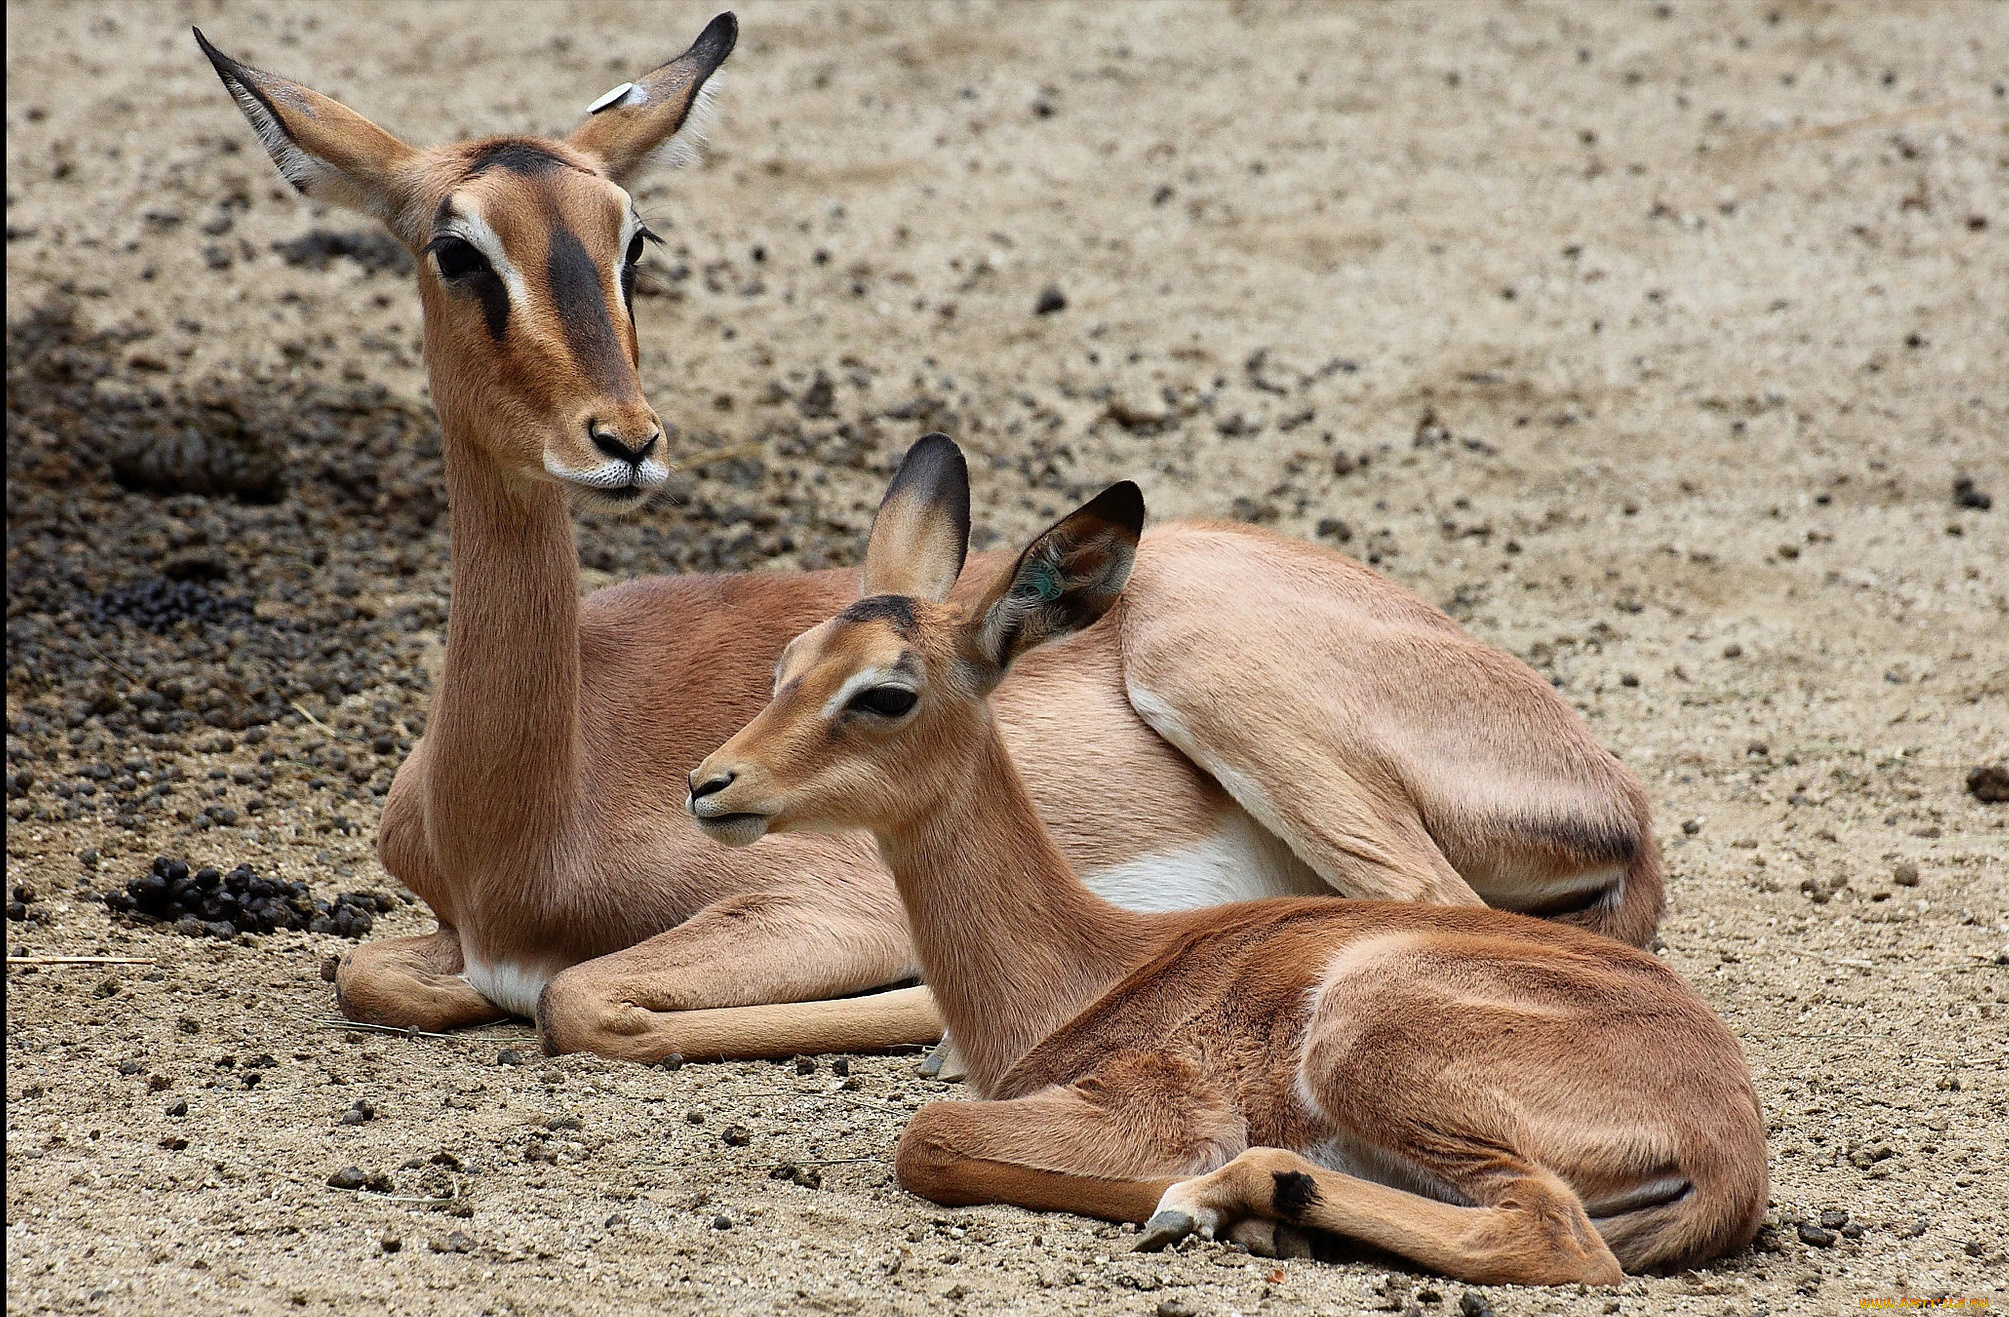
[100,854,395,940]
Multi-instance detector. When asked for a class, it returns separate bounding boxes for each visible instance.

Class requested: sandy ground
[6,1,2008,1314]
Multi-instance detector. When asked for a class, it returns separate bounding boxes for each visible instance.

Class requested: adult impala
[686,461,1767,1283]
[199,14,1667,1061]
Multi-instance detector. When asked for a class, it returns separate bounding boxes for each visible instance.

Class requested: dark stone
[1034,285,1068,315]
[1967,763,2009,803]
[327,1165,368,1190]
[1797,1222,1838,1247]
[1952,477,1992,510]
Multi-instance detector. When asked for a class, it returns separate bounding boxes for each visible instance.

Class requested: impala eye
[625,232,647,267]
[430,236,490,281]
[848,686,917,718]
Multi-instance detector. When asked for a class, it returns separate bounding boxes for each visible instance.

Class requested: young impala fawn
[201,14,1670,1064]
[687,451,1767,1283]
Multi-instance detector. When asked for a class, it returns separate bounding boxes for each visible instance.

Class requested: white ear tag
[587,82,639,115]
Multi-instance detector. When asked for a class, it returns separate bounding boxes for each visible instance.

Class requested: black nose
[589,422,660,465]
[688,769,735,800]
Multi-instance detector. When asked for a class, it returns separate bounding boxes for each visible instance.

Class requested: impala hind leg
[335,927,509,1031]
[1139,1147,1624,1285]
[896,1050,1247,1223]
[1118,532,1663,944]
[536,889,938,1062]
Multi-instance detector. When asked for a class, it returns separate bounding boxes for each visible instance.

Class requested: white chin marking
[699,815,769,847]
[462,959,552,1019]
[545,453,668,492]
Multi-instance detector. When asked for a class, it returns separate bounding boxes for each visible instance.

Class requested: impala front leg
[335,926,509,1032]
[896,1050,1248,1224]
[535,887,938,1062]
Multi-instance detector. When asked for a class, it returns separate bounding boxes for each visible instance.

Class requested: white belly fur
[1081,808,1328,913]
[462,958,554,1019]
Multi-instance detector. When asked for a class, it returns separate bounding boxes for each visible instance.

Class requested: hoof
[1135,1210,1198,1253]
[919,1036,966,1082]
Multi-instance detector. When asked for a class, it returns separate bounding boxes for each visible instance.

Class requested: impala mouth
[691,811,770,847]
[547,453,670,500]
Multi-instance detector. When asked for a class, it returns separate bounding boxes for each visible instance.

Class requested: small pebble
[1967,763,2009,804]
[339,1100,376,1125]
[327,1165,368,1190]
[379,1234,402,1255]
[687,1110,705,1125]
[1818,1208,1848,1229]
[830,1058,850,1077]
[496,1048,525,1066]
[1797,1222,1838,1247]
[794,1055,818,1075]
[166,1100,187,1117]
[1952,477,1992,510]
[1157,1301,1195,1317]
[1033,285,1068,315]
[1459,1293,1498,1317]
[429,1230,474,1254]
[1892,863,1920,887]
[711,1214,733,1230]
[722,1125,751,1147]
[659,1053,684,1071]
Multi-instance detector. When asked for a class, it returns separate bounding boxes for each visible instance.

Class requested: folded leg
[896,1050,1248,1223]
[1140,1146,1624,1286]
[335,926,510,1031]
[536,888,936,1062]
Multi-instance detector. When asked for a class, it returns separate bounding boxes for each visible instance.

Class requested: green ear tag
[1016,559,1064,602]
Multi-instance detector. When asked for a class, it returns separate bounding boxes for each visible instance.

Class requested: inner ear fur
[566,12,737,185]
[862,434,973,603]
[194,28,422,241]
[965,481,1145,685]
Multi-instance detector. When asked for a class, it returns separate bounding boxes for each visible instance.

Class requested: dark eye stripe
[547,227,628,392]
[427,235,509,340]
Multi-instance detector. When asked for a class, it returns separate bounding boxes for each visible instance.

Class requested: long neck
[421,410,582,888]
[878,723,1164,1095]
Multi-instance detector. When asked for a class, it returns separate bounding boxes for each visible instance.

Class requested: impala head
[195,14,738,511]
[687,434,1144,846]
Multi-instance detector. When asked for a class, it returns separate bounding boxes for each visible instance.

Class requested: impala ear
[566,12,736,186]
[862,434,971,604]
[961,482,1144,693]
[194,28,423,243]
